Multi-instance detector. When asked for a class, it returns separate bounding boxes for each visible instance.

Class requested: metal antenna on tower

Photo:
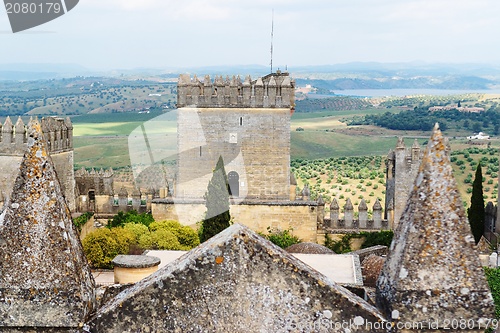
[270,9,274,74]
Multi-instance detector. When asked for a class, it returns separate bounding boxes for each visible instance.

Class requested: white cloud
[1,0,500,68]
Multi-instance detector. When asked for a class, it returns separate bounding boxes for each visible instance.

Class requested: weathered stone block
[0,119,95,328]
[376,125,494,329]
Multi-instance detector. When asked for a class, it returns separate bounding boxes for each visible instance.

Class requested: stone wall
[230,201,319,243]
[152,200,319,242]
[51,151,76,211]
[79,215,96,241]
[385,138,422,227]
[0,155,22,202]
[75,167,114,197]
[322,198,389,232]
[151,199,206,227]
[176,107,290,200]
[77,192,149,215]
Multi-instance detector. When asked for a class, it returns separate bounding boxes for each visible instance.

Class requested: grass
[291,131,425,159]
[73,111,178,169]
[74,136,130,169]
[72,122,158,137]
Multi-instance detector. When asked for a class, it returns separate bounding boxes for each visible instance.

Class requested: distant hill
[295,76,495,90]
[0,63,91,81]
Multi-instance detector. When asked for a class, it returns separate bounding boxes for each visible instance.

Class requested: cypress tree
[467,162,485,244]
[200,156,231,242]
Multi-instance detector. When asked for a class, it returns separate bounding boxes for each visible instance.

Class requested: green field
[290,107,427,159]
[291,131,408,159]
[74,136,130,169]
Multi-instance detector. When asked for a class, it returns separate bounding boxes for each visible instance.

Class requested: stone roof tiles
[376,124,494,328]
[0,118,95,327]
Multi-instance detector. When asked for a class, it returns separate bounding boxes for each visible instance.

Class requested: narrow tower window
[239,117,243,126]
[228,171,240,197]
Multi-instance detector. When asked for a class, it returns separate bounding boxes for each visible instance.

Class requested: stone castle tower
[0,116,76,211]
[175,72,295,200]
[385,138,423,227]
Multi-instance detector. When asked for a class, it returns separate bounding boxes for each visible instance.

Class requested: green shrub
[261,227,301,249]
[324,233,362,254]
[151,229,182,250]
[138,233,154,249]
[123,223,149,243]
[110,228,136,254]
[324,231,393,254]
[150,220,200,249]
[360,230,394,248]
[108,210,155,228]
[149,220,178,232]
[73,212,93,232]
[485,267,500,320]
[82,228,132,269]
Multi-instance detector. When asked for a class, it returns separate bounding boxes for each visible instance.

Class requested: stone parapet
[177,72,295,109]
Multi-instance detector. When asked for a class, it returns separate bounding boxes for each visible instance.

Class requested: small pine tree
[200,156,231,242]
[468,163,485,244]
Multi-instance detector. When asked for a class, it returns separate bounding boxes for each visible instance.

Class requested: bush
[324,231,394,254]
[123,223,149,243]
[150,220,200,249]
[361,230,394,248]
[138,233,154,249]
[324,233,362,254]
[110,228,136,254]
[73,212,94,232]
[261,227,301,249]
[485,267,500,319]
[108,210,155,228]
[84,217,196,268]
[138,228,182,250]
[82,228,133,269]
[151,229,182,250]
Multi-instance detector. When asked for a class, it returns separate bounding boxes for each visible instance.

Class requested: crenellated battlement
[319,198,390,231]
[40,116,73,154]
[0,116,73,156]
[75,166,114,197]
[385,136,451,227]
[177,71,295,108]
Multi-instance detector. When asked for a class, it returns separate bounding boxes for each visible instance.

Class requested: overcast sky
[1,0,499,70]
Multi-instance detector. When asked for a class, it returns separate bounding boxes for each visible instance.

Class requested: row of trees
[348,107,500,134]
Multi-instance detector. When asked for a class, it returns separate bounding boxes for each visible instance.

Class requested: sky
[0,0,500,71]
